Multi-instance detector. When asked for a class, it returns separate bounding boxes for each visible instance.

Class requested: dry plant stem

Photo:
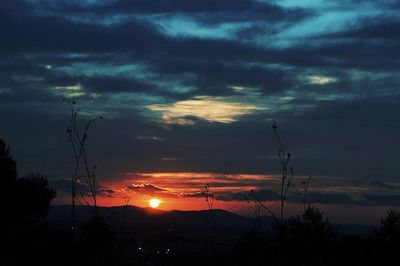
[202,184,217,252]
[294,176,311,212]
[250,190,279,225]
[64,99,100,232]
[247,192,263,230]
[273,122,294,225]
[121,195,131,232]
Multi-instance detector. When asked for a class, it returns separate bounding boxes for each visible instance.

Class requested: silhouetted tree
[0,139,56,265]
[368,209,400,265]
[0,139,18,230]
[285,205,335,240]
[282,205,336,265]
[0,139,55,230]
[15,173,56,227]
[377,209,400,242]
[0,139,17,182]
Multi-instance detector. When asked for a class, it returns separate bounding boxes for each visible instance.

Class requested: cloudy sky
[1,0,400,224]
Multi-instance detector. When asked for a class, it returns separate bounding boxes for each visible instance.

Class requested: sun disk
[149,198,160,208]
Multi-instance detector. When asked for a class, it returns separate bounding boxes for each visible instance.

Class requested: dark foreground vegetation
[2,137,400,266]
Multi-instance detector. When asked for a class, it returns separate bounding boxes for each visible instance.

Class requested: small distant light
[138,247,141,250]
[45,65,52,70]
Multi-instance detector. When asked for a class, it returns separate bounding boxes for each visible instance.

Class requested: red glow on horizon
[53,172,280,215]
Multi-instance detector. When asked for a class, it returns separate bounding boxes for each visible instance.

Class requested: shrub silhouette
[280,205,336,266]
[285,205,335,239]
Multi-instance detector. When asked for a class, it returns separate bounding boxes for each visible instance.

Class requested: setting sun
[149,198,160,208]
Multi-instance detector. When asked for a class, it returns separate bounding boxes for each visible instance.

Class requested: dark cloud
[307,192,357,205]
[363,194,400,206]
[215,191,248,202]
[81,76,155,93]
[0,0,310,61]
[90,0,297,15]
[368,181,397,189]
[50,178,86,193]
[50,178,116,197]
[97,187,117,198]
[1,0,397,73]
[216,189,280,202]
[2,0,398,83]
[151,58,293,96]
[1,4,166,53]
[214,189,370,206]
[235,24,278,40]
[183,192,209,198]
[38,0,312,25]
[317,15,400,40]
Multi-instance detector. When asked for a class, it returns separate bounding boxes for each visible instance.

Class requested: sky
[1,0,400,224]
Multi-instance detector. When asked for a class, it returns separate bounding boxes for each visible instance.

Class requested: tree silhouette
[0,138,18,235]
[15,173,56,227]
[377,209,400,242]
[0,139,17,184]
[0,139,55,229]
[0,139,56,264]
[282,205,336,265]
[285,205,335,241]
[368,209,400,265]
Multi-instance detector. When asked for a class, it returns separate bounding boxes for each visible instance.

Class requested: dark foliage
[77,217,117,266]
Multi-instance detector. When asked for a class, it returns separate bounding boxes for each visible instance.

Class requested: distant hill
[48,205,273,228]
[48,205,376,236]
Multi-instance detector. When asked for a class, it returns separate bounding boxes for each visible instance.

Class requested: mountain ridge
[48,205,376,235]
